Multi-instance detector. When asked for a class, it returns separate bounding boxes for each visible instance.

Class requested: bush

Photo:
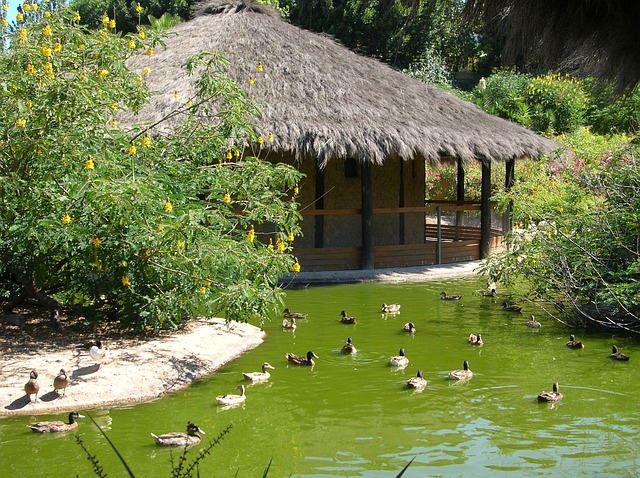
[472,70,532,126]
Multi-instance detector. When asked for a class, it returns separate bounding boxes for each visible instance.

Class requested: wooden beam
[480,159,492,258]
[361,162,374,269]
[314,159,324,248]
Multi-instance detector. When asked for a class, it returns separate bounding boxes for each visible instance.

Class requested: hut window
[344,158,358,178]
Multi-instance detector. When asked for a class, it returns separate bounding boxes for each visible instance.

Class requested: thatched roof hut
[124,0,555,168]
[123,0,557,271]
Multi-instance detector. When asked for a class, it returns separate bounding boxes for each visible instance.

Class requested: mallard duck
[340,310,357,324]
[340,337,357,354]
[403,322,416,334]
[381,303,401,314]
[537,382,563,402]
[448,360,473,380]
[566,334,584,349]
[468,333,483,346]
[286,351,319,366]
[502,301,522,313]
[441,292,462,301]
[24,369,40,403]
[283,308,307,319]
[242,362,275,382]
[527,315,541,328]
[216,384,246,406]
[53,369,69,397]
[406,369,427,391]
[282,317,297,329]
[89,339,110,369]
[151,422,206,446]
[389,348,409,367]
[28,411,84,433]
[609,345,630,361]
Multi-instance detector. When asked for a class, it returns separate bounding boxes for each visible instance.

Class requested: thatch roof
[123,0,556,167]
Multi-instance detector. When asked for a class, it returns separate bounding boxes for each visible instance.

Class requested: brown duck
[29,411,84,433]
[24,370,40,403]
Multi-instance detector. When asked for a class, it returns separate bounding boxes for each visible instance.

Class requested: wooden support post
[504,158,515,233]
[361,162,374,270]
[480,159,492,259]
[399,159,405,245]
[314,159,325,248]
[456,158,465,229]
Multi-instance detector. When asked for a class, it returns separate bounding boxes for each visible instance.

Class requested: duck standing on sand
[537,382,563,402]
[381,303,401,314]
[286,351,319,366]
[53,369,69,397]
[242,363,275,382]
[340,310,357,324]
[151,423,206,446]
[89,339,110,369]
[341,337,357,354]
[216,385,247,406]
[448,360,473,381]
[566,334,584,349]
[609,345,630,361]
[24,370,40,403]
[29,411,84,433]
[441,292,462,301]
[389,348,409,367]
[283,308,307,319]
[406,370,427,391]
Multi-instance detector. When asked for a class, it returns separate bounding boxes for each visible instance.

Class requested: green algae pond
[1,276,639,477]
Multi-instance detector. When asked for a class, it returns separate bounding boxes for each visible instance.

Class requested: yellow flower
[268,239,274,251]
[72,12,80,22]
[287,231,294,242]
[26,64,35,75]
[121,275,130,286]
[199,286,207,294]
[128,143,137,155]
[53,41,61,52]
[142,134,150,147]
[137,29,145,39]
[1,19,7,27]
[109,19,115,29]
[85,156,95,170]
[157,223,164,231]
[127,39,136,49]
[40,46,52,57]
[276,237,284,252]
[164,198,173,212]
[146,47,154,56]
[226,150,233,160]
[267,132,274,142]
[111,102,119,112]
[248,76,254,85]
[257,62,263,72]
[62,213,71,224]
[223,192,231,204]
[247,225,255,243]
[16,12,23,21]
[234,149,240,158]
[135,2,142,13]
[16,118,26,127]
[216,162,222,170]
[293,185,299,196]
[2,4,7,11]
[43,24,52,36]
[292,259,301,273]
[559,206,564,213]
[25,100,32,108]
[143,67,150,75]
[44,61,53,78]
[92,237,102,247]
[173,91,179,100]
[102,13,109,25]
[101,28,107,36]
[99,69,109,79]
[23,3,31,11]
[257,135,264,144]
[177,240,184,252]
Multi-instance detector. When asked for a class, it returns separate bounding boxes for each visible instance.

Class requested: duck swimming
[24,370,40,403]
[242,362,275,382]
[29,411,84,433]
[89,339,110,369]
[282,317,297,329]
[448,360,473,381]
[441,292,462,301]
[566,334,584,349]
[527,315,541,328]
[286,351,319,366]
[340,310,357,324]
[341,337,357,354]
[502,301,522,313]
[381,303,401,314]
[406,370,427,391]
[389,348,409,367]
[283,308,307,319]
[151,423,206,446]
[53,369,69,397]
[609,345,630,361]
[216,384,246,406]
[468,334,483,346]
[537,382,563,402]
[403,322,416,334]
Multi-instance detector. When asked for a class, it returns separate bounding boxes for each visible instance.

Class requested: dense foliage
[0,2,303,331]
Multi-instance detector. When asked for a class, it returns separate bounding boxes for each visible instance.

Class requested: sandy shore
[1,318,264,417]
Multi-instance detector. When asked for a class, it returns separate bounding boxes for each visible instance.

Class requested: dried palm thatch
[122,0,556,168]
[464,0,640,92]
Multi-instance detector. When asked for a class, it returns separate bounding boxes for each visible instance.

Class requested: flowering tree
[0,1,303,331]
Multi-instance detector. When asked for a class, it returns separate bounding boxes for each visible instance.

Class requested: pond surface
[2,277,639,477]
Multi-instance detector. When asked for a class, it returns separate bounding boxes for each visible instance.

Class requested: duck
[406,369,427,391]
[242,362,275,382]
[151,422,206,446]
[283,308,307,319]
[89,338,110,369]
[566,334,584,349]
[53,369,69,397]
[468,333,483,346]
[389,348,409,367]
[282,317,297,329]
[381,303,401,314]
[340,310,357,324]
[486,280,497,295]
[609,345,630,361]
[28,411,84,433]
[537,382,563,402]
[286,351,319,366]
[24,369,40,403]
[441,291,462,301]
[502,301,522,313]
[340,337,357,354]
[448,360,473,381]
[216,384,246,406]
[403,322,416,334]
[527,315,541,328]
